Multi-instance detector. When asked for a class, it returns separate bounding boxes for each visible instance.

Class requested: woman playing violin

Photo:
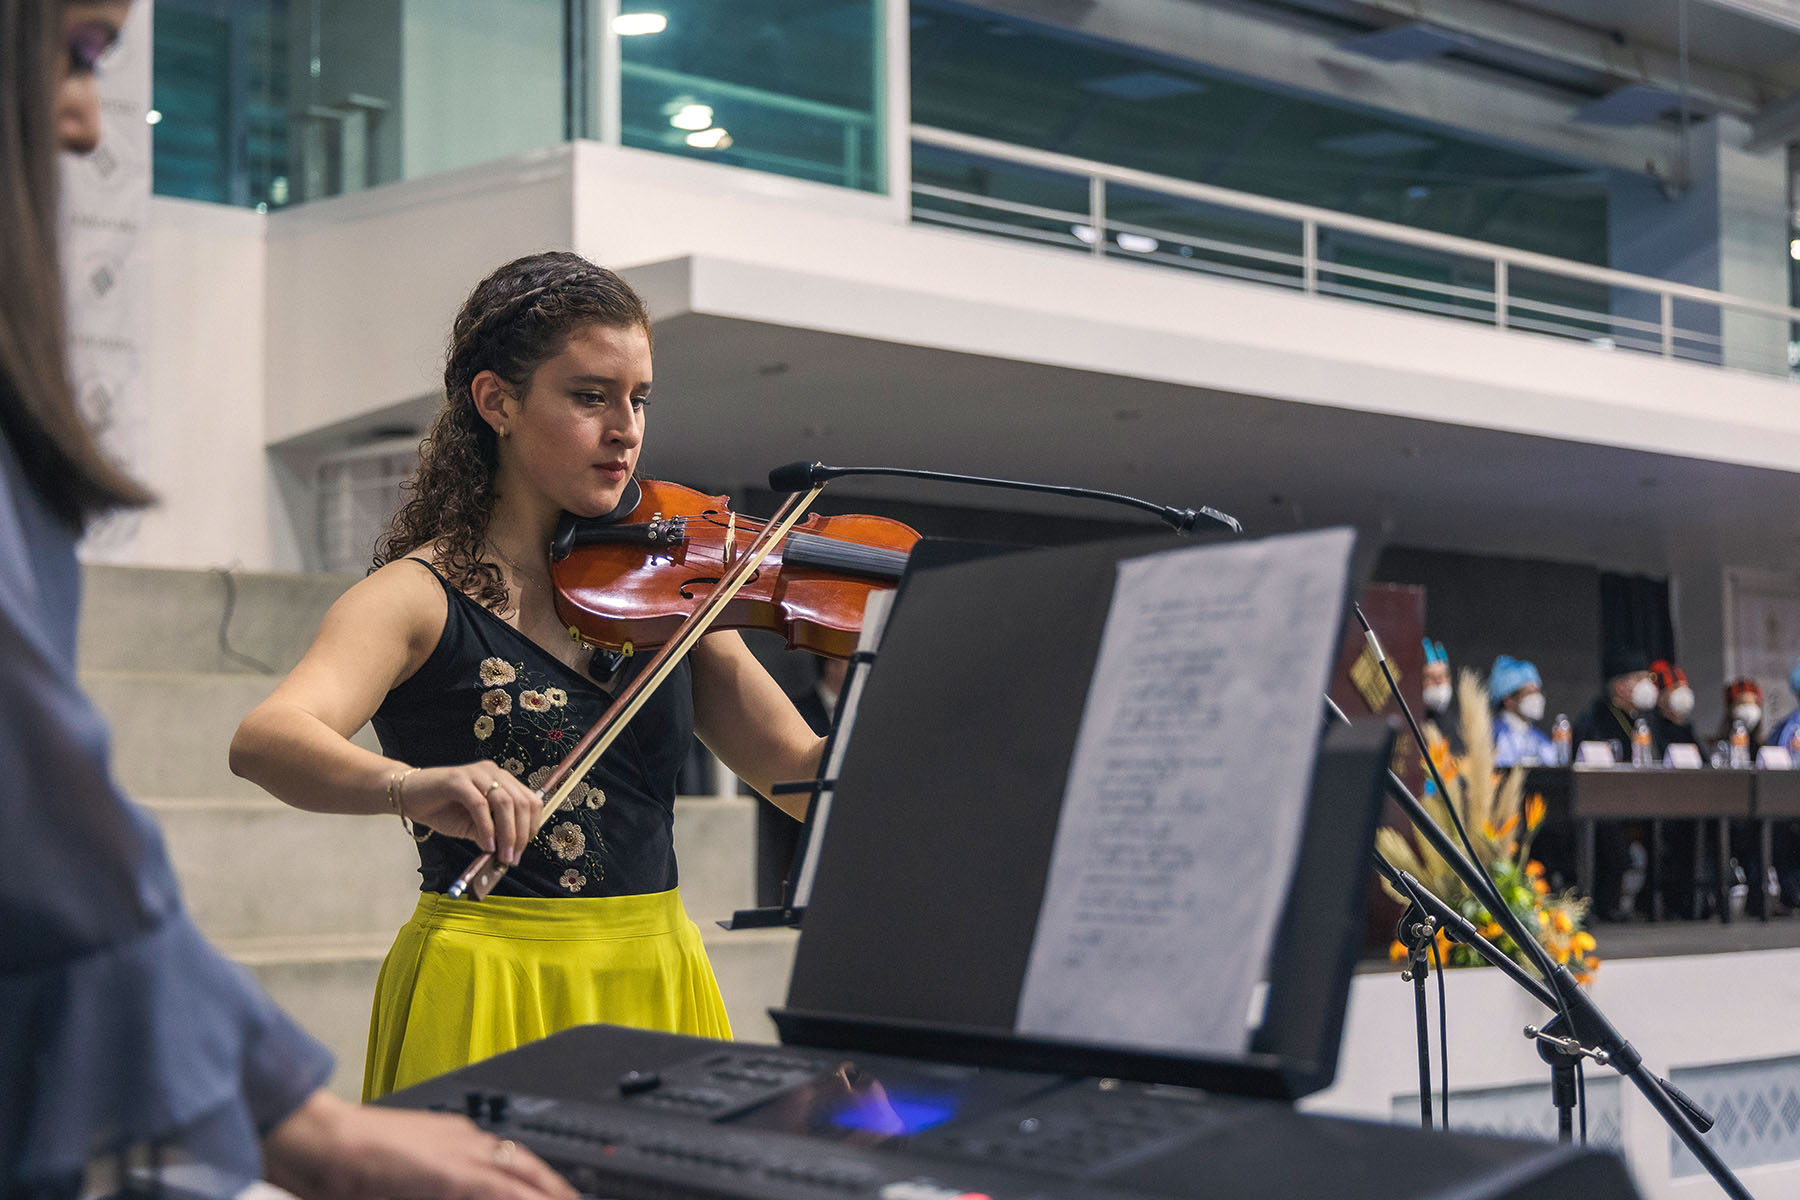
[230,251,826,1099]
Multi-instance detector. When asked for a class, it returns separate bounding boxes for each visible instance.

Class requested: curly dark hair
[373,251,651,610]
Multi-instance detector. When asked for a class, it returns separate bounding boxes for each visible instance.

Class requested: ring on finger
[493,1138,516,1167]
[483,780,504,797]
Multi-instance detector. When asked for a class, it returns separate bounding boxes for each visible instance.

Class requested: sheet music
[1015,528,1353,1056]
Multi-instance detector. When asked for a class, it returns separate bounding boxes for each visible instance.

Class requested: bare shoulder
[319,554,448,664]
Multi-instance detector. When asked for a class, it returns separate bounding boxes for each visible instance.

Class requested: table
[1523,767,1756,922]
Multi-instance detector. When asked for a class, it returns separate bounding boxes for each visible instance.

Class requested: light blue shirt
[1493,711,1556,767]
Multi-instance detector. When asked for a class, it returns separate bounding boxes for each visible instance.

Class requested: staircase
[78,565,796,1102]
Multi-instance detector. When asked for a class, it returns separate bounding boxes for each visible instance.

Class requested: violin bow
[448,482,828,900]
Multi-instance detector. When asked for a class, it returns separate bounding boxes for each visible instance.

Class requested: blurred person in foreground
[0,4,576,1197]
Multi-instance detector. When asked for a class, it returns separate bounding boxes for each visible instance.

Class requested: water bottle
[1631,718,1653,767]
[1551,714,1572,766]
[1730,719,1751,769]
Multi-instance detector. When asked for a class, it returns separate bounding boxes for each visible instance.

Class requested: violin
[548,478,920,661]
[452,474,882,900]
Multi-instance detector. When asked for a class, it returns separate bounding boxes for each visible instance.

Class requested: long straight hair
[0,0,154,528]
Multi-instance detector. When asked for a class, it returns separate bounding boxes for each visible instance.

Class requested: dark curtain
[1599,572,1675,667]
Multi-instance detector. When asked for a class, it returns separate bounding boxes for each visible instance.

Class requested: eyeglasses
[66,20,122,76]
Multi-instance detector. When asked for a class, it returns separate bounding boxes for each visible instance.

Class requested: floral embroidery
[467,654,611,893]
[547,821,586,860]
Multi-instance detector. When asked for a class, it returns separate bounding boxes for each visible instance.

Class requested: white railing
[911,125,1800,380]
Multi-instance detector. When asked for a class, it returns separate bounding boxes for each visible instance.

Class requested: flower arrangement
[1379,669,1599,982]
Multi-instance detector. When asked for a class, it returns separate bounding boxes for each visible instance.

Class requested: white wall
[1307,950,1800,1199]
[263,150,576,445]
[137,197,273,569]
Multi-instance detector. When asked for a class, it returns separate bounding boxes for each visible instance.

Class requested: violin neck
[783,530,908,582]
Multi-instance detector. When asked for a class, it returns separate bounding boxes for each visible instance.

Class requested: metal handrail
[911,124,1800,367]
[621,62,873,127]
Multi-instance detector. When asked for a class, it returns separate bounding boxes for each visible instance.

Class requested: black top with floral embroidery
[372,561,692,898]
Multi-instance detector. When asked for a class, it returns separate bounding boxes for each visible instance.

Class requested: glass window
[619,0,883,192]
[909,2,1608,267]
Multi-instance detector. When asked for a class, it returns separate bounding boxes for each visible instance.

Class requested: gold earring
[498,425,508,438]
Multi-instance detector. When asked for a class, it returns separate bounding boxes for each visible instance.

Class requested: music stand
[771,528,1392,1100]
[721,538,1028,931]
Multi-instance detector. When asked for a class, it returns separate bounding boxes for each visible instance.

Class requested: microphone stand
[1356,622,1746,1196]
[766,460,1241,534]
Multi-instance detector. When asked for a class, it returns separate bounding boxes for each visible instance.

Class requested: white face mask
[1518,692,1547,723]
[1667,686,1695,719]
[1422,682,1453,714]
[1734,703,1763,729]
[1630,678,1659,712]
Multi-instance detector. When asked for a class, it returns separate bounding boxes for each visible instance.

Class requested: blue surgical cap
[1488,655,1542,704]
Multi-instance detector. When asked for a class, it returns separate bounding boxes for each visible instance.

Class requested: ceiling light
[1071,224,1097,245]
[669,104,713,131]
[686,127,732,150]
[145,109,162,125]
[1116,232,1158,253]
[613,12,667,35]
[1789,238,1800,261]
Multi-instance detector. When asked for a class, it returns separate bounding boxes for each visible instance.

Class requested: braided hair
[374,251,651,611]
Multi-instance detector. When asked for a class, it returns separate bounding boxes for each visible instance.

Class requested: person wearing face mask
[1713,678,1768,759]
[1571,646,1656,762]
[1648,660,1698,755]
[1488,655,1555,768]
[1421,638,1465,756]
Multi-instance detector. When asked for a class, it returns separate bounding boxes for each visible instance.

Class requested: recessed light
[685,127,732,149]
[669,104,713,131]
[613,12,667,35]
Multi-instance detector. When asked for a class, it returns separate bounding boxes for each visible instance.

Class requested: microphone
[766,460,1241,535]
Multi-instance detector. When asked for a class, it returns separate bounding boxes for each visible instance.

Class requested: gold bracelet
[388,767,430,843]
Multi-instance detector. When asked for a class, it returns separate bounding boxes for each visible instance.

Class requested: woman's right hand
[397,763,541,865]
[265,1089,578,1200]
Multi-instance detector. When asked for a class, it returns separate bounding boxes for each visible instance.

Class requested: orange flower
[1573,932,1596,952]
[1525,794,1547,831]
[1479,921,1503,940]
[1583,954,1600,972]
[1525,859,1546,878]
[1551,910,1573,934]
[1483,813,1520,842]
[1532,877,1550,895]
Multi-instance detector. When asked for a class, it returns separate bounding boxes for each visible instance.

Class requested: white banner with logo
[63,1,153,561]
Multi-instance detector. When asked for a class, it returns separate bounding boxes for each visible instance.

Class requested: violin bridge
[724,511,738,566]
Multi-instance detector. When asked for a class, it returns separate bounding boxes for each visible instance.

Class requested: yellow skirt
[362,887,731,1100]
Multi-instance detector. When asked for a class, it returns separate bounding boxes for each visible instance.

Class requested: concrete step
[149,794,758,943]
[83,670,381,799]
[228,924,798,1103]
[78,564,359,675]
[145,797,424,943]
